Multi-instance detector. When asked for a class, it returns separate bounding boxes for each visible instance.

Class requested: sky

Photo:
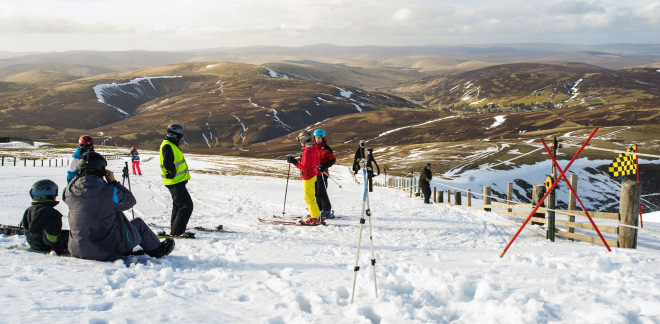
[0,0,659,52]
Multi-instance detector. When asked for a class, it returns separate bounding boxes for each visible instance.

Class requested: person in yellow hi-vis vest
[160,124,193,237]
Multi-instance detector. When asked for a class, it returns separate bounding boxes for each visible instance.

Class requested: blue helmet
[313,129,325,137]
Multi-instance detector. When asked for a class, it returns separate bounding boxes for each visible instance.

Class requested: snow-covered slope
[1,154,660,323]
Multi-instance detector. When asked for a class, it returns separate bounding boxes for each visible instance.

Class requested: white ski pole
[322,171,342,188]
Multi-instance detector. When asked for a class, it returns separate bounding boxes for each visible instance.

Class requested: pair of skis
[148,223,239,239]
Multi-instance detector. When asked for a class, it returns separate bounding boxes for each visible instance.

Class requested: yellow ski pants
[302,178,321,218]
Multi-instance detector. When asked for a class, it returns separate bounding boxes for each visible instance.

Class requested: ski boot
[145,238,175,258]
[300,216,322,226]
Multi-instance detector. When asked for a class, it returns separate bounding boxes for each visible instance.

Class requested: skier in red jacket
[287,130,322,225]
[313,129,336,219]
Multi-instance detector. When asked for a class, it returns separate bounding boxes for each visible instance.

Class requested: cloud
[393,8,413,22]
[547,0,606,15]
[0,0,658,51]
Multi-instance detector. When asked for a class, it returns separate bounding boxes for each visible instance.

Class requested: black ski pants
[315,175,332,211]
[166,181,194,236]
[421,183,431,204]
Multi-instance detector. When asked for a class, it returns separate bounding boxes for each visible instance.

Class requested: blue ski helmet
[313,129,325,137]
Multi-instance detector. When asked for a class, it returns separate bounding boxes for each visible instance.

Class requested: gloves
[287,156,298,165]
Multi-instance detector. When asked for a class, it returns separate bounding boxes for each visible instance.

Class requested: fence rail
[381,173,640,249]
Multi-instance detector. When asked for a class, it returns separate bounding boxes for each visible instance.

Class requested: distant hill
[395,62,610,107]
[1,70,80,83]
[0,62,417,149]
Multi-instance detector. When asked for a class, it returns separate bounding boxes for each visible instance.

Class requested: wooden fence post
[454,191,461,206]
[433,187,437,203]
[483,186,491,211]
[447,190,451,204]
[438,190,443,203]
[41,159,43,167]
[467,189,472,207]
[24,158,26,166]
[49,159,51,167]
[532,185,546,225]
[67,159,69,166]
[33,159,36,167]
[567,174,578,240]
[14,157,17,166]
[55,159,58,167]
[1,156,3,166]
[507,182,513,212]
[618,179,640,249]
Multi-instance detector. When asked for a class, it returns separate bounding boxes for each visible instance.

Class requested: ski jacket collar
[314,139,328,149]
[165,137,180,147]
[67,175,109,198]
[31,201,59,207]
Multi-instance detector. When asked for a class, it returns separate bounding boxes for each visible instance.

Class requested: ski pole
[123,162,135,219]
[322,171,342,188]
[282,162,291,216]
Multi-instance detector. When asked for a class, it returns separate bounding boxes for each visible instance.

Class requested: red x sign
[499,128,610,258]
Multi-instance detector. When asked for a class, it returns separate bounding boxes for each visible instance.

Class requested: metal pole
[282,162,291,216]
[636,144,643,228]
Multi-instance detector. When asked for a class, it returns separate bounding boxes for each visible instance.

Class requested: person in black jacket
[20,180,68,254]
[419,163,433,204]
[159,124,193,237]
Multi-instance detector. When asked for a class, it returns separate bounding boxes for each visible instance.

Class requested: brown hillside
[395,62,609,107]
[1,70,81,83]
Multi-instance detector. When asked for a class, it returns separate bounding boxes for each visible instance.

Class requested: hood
[67,175,109,198]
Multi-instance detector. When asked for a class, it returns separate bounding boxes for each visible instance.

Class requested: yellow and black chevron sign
[608,145,637,177]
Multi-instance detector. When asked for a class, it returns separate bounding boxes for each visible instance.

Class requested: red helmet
[78,135,94,145]
[131,146,136,150]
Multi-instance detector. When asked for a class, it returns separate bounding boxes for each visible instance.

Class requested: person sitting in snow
[20,179,69,254]
[64,152,175,260]
[286,130,322,225]
[67,135,95,183]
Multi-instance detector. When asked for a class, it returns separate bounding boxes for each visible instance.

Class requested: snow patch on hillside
[372,116,458,140]
[566,78,583,102]
[248,97,292,131]
[263,68,290,79]
[93,76,181,117]
[488,115,506,129]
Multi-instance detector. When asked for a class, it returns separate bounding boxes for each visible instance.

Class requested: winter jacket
[67,146,95,181]
[295,144,320,180]
[20,201,67,251]
[161,138,178,180]
[131,150,140,162]
[64,175,141,261]
[419,168,432,186]
[314,140,336,174]
[352,146,365,174]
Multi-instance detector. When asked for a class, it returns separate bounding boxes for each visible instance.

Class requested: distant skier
[159,124,194,237]
[286,130,322,225]
[64,152,175,260]
[313,129,336,219]
[20,180,68,254]
[365,148,380,192]
[130,146,142,175]
[419,163,433,204]
[67,135,94,183]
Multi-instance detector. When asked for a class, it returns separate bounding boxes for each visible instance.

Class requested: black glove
[287,156,298,165]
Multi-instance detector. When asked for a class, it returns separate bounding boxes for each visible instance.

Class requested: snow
[93,76,181,117]
[373,116,458,140]
[233,115,248,142]
[206,64,217,68]
[332,86,353,99]
[2,153,660,322]
[351,103,364,113]
[248,97,292,131]
[263,68,290,79]
[657,70,660,73]
[566,78,583,102]
[488,115,506,129]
